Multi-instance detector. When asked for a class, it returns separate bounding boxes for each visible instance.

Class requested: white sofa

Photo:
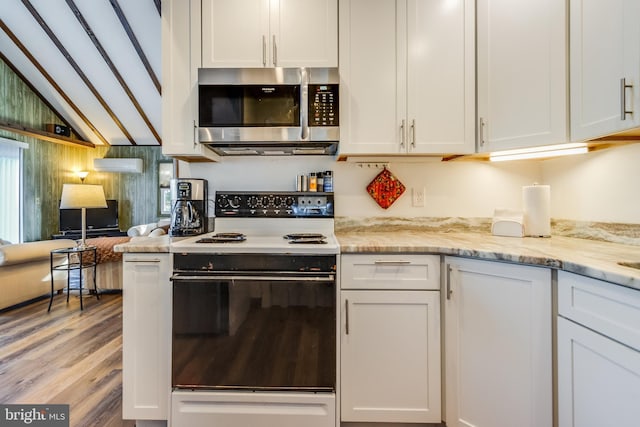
[0,239,77,310]
[0,220,169,310]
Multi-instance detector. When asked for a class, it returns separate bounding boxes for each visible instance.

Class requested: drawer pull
[374,260,412,265]
[125,259,162,263]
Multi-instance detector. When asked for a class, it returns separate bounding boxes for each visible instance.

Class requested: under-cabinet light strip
[489,143,589,162]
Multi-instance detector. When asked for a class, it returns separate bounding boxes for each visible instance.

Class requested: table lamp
[59,184,107,249]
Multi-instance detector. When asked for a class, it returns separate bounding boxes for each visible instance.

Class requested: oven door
[171,272,336,392]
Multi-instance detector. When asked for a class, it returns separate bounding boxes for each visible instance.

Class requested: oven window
[172,279,335,391]
[199,85,300,127]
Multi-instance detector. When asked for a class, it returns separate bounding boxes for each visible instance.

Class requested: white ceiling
[0,0,161,146]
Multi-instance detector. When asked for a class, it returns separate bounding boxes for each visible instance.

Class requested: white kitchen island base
[171,391,336,427]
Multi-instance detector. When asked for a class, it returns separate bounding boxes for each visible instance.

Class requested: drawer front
[341,254,439,290]
[558,271,640,351]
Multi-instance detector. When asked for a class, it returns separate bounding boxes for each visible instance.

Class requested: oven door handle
[171,274,335,282]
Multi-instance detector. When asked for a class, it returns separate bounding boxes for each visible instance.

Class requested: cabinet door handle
[400,119,406,149]
[193,120,198,148]
[374,260,411,265]
[479,117,486,147]
[621,78,633,120]
[125,259,162,263]
[345,299,350,335]
[446,264,453,300]
[410,119,416,149]
[273,35,277,66]
[262,35,267,67]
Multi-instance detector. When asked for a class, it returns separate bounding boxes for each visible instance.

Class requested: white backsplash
[181,142,640,225]
[543,143,640,224]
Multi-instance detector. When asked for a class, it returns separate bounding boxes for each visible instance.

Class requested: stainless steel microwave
[197,68,339,156]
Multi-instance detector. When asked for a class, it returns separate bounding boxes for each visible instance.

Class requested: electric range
[170,191,339,255]
[170,191,338,427]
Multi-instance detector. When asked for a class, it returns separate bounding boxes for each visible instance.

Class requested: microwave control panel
[308,84,338,127]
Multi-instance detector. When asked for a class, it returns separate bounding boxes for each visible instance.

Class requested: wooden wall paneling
[1,59,171,241]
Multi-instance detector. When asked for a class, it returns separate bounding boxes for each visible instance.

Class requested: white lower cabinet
[122,253,172,423]
[340,254,441,423]
[444,257,552,427]
[557,271,640,427]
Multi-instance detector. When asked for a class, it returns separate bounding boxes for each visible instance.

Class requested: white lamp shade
[59,184,108,209]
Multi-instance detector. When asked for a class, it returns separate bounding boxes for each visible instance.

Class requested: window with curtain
[0,137,27,243]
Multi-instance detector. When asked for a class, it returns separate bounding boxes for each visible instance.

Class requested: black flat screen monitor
[59,199,119,232]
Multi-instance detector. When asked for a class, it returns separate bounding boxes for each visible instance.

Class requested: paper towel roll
[523,185,551,237]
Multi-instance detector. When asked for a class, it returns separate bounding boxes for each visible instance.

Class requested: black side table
[49,246,99,311]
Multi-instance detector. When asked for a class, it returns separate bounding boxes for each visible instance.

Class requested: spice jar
[309,172,317,192]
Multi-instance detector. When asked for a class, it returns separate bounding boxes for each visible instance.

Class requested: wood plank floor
[0,292,135,427]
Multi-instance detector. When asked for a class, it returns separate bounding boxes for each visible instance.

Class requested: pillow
[127,227,141,237]
[148,228,166,237]
[127,223,157,237]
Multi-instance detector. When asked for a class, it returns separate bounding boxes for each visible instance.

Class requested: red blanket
[84,236,131,264]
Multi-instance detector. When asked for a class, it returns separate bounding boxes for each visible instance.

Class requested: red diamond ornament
[366,167,406,209]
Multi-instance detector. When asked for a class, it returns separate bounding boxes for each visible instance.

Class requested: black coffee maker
[169,178,208,237]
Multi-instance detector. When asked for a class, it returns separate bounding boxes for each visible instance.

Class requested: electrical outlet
[412,187,425,207]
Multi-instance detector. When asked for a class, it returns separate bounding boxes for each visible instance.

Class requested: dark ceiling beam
[109,0,162,95]
[154,0,161,16]
[0,19,109,146]
[0,121,95,148]
[66,0,162,145]
[20,0,137,145]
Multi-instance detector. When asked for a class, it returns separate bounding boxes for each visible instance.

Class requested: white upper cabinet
[162,0,220,161]
[339,0,475,156]
[476,0,568,152]
[570,0,640,141]
[202,0,338,68]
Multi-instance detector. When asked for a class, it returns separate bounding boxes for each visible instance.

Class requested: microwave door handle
[300,68,309,140]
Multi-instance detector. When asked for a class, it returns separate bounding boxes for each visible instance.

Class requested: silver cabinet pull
[374,260,412,265]
[410,119,416,149]
[446,264,453,300]
[262,35,267,67]
[171,274,335,282]
[273,35,277,66]
[345,299,349,335]
[400,119,406,149]
[479,117,486,147]
[621,78,633,120]
[125,259,162,263]
[193,120,198,148]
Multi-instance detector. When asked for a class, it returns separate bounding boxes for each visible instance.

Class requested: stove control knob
[260,196,271,207]
[285,197,295,207]
[229,196,242,209]
[272,196,283,207]
[217,195,229,208]
[247,196,259,209]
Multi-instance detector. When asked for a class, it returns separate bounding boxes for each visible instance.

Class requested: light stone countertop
[113,235,171,253]
[113,219,640,290]
[337,230,640,290]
